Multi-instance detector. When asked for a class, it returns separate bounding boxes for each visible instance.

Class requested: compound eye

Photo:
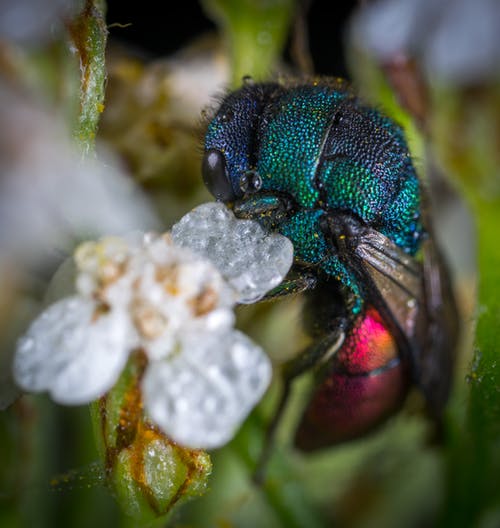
[202,149,236,201]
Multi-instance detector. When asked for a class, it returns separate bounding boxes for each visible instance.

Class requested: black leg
[253,326,346,484]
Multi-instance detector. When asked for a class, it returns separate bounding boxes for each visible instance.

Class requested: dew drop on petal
[13,296,133,405]
[171,202,293,303]
[142,329,272,449]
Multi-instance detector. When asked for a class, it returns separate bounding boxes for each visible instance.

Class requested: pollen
[131,299,168,339]
[155,264,180,296]
[99,260,126,286]
[189,287,218,316]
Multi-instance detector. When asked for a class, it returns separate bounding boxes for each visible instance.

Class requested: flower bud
[91,351,211,522]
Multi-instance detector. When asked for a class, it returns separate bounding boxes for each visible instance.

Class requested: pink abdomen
[295,307,408,451]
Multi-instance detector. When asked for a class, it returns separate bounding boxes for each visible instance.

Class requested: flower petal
[13,296,133,404]
[171,202,293,303]
[142,330,272,449]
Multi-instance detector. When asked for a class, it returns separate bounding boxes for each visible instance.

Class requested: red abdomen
[295,306,408,451]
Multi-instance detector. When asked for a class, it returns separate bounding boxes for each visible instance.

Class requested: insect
[201,77,458,456]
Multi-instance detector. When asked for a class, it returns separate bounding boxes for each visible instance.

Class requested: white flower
[142,330,272,448]
[14,297,134,405]
[13,203,294,449]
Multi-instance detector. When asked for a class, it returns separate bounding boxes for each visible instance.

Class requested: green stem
[67,0,108,156]
[229,412,327,528]
[201,0,295,86]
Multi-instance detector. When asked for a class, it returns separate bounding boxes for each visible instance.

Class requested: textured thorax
[256,84,349,208]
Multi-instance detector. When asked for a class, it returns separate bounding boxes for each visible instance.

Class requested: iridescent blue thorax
[203,79,423,313]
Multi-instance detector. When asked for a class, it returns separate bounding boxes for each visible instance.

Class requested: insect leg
[253,325,345,484]
[260,271,317,301]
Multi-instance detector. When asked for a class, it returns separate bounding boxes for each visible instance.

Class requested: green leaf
[432,86,500,524]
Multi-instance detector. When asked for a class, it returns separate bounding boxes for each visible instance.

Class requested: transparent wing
[354,229,422,340]
[328,214,458,414]
[417,233,459,413]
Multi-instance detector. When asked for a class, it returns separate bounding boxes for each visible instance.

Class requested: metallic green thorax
[257,85,348,208]
[204,78,423,311]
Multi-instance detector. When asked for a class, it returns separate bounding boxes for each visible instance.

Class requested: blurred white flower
[13,203,294,449]
[351,0,500,84]
[0,82,158,409]
[0,0,81,46]
[0,84,158,264]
